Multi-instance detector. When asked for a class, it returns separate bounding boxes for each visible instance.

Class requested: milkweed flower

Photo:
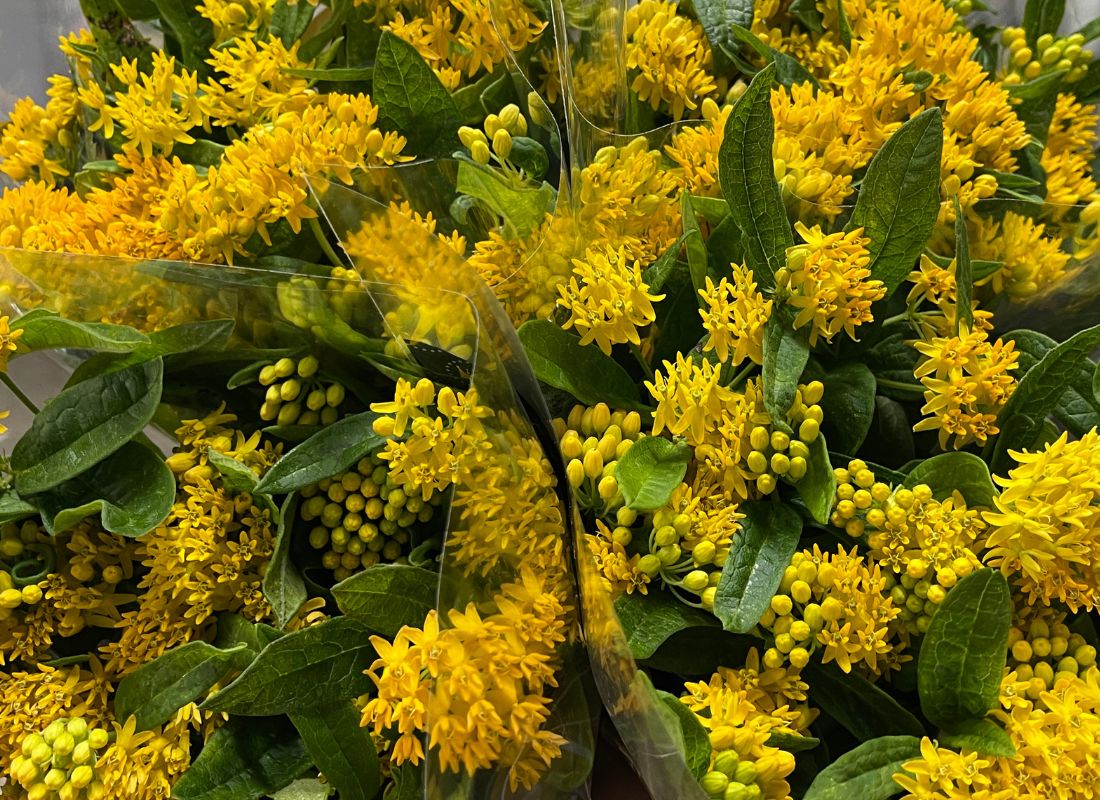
[698,264,773,366]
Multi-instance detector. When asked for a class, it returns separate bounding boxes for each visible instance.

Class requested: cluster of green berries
[10,717,109,800]
[882,569,949,637]
[745,381,824,496]
[638,506,728,609]
[1001,28,1092,84]
[757,553,846,669]
[1008,615,1099,699]
[558,403,644,516]
[699,750,766,800]
[830,458,900,539]
[300,451,441,581]
[257,356,345,427]
[459,104,528,167]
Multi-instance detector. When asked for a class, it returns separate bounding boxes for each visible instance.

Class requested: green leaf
[207,450,259,495]
[789,0,824,31]
[726,25,819,89]
[68,319,235,384]
[1023,0,1065,48]
[456,160,555,237]
[952,196,973,330]
[34,441,175,538]
[719,63,792,287]
[1075,16,1100,43]
[938,717,1016,757]
[11,309,148,354]
[714,500,802,633]
[835,0,852,49]
[765,731,821,752]
[0,493,36,525]
[644,233,693,292]
[270,0,323,46]
[990,323,1100,473]
[681,193,709,298]
[762,316,810,430]
[12,359,164,495]
[153,0,214,70]
[805,662,925,740]
[332,564,437,637]
[214,614,283,654]
[687,0,753,67]
[656,690,712,780]
[255,412,384,495]
[613,590,718,660]
[271,779,331,800]
[1008,329,1100,436]
[373,31,462,156]
[172,716,312,800]
[846,108,943,298]
[289,702,380,800]
[795,434,836,525]
[173,139,227,167]
[901,452,997,508]
[918,569,1011,728]
[264,494,307,630]
[202,617,376,716]
[115,641,252,731]
[616,437,692,512]
[802,735,920,800]
[819,363,876,454]
[516,320,642,409]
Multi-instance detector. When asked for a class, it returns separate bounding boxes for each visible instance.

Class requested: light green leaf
[719,63,792,287]
[938,717,1016,757]
[202,617,376,716]
[12,359,164,495]
[762,316,810,430]
[613,591,718,660]
[836,0,852,48]
[255,411,384,495]
[68,318,234,384]
[332,564,437,637]
[847,108,943,297]
[803,735,921,800]
[11,309,148,354]
[918,569,1011,728]
[805,662,925,741]
[271,779,331,800]
[206,450,259,495]
[289,702,380,800]
[990,323,1100,473]
[688,0,754,64]
[214,614,284,654]
[0,493,36,525]
[1023,0,1065,48]
[714,500,802,633]
[115,641,252,731]
[795,434,836,525]
[517,320,642,409]
[456,160,555,237]
[902,452,997,508]
[617,437,692,512]
[656,690,712,780]
[373,31,462,156]
[264,494,307,630]
[172,717,312,800]
[681,192,709,298]
[34,441,175,538]
[819,363,876,454]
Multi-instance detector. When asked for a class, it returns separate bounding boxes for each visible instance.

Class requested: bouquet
[2,0,1100,798]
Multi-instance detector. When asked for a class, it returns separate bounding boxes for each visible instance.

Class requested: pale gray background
[0,0,1097,444]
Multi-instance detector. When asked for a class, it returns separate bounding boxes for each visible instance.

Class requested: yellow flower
[0,316,23,372]
[911,324,1018,449]
[557,245,664,356]
[782,222,885,346]
[970,211,1072,299]
[894,737,1005,799]
[202,34,313,127]
[983,430,1100,612]
[664,98,730,197]
[1041,93,1098,223]
[646,354,736,447]
[698,265,773,366]
[0,75,79,182]
[586,520,650,598]
[625,0,717,120]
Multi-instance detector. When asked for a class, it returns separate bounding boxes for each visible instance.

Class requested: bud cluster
[300,451,442,580]
[1001,27,1092,84]
[257,356,345,427]
[10,717,109,800]
[699,747,792,800]
[743,381,824,496]
[459,104,528,167]
[1008,612,1098,699]
[557,403,644,516]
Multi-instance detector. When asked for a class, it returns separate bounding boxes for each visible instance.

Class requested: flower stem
[309,217,346,268]
[629,342,650,376]
[876,377,925,394]
[0,372,38,414]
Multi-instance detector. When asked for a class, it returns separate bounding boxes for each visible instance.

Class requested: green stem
[876,377,925,394]
[724,361,757,388]
[1,372,39,414]
[629,342,651,376]
[309,217,346,268]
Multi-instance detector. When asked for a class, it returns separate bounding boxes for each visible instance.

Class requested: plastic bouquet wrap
[3,0,1100,799]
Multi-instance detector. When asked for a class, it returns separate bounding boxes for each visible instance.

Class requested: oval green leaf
[255,411,384,495]
[12,358,164,495]
[263,494,307,629]
[613,590,718,660]
[374,31,462,156]
[762,315,810,429]
[938,717,1016,758]
[803,735,921,800]
[918,569,1011,728]
[714,500,802,633]
[805,662,925,740]
[332,564,437,637]
[617,436,692,512]
[901,452,997,508]
[289,702,380,800]
[795,433,836,525]
[11,308,148,354]
[819,363,877,454]
[656,690,712,780]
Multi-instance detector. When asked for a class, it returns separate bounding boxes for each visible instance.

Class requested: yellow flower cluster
[557,245,665,356]
[780,222,885,346]
[761,546,900,674]
[0,75,79,182]
[912,324,1019,450]
[698,264,773,366]
[1006,608,1097,699]
[984,430,1100,611]
[970,212,1072,300]
[625,0,717,120]
[360,572,569,790]
[665,99,731,197]
[558,403,645,516]
[1041,94,1098,225]
[682,652,807,800]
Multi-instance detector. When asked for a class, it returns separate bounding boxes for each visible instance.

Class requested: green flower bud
[713,751,740,777]
[683,570,709,592]
[280,378,302,402]
[637,554,662,576]
[654,525,679,547]
[733,761,757,784]
[277,402,301,426]
[274,357,296,378]
[87,729,109,750]
[693,540,717,565]
[724,783,749,800]
[657,544,681,565]
[70,765,95,789]
[326,383,346,407]
[701,771,729,797]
